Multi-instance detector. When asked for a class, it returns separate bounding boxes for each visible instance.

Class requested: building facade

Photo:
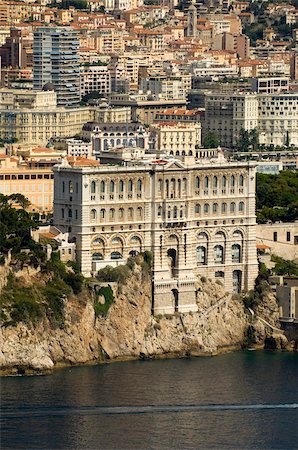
[81,121,150,158]
[53,155,258,314]
[33,27,80,107]
[0,88,91,146]
[80,65,111,98]
[204,91,298,148]
[0,153,54,213]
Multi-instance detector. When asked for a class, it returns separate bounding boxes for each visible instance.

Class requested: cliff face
[0,262,287,374]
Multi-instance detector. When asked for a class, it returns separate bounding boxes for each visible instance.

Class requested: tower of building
[33,27,80,108]
[187,3,197,37]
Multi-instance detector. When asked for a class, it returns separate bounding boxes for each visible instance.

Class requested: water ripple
[2,403,298,418]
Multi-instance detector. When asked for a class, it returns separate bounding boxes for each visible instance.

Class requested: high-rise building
[33,27,80,108]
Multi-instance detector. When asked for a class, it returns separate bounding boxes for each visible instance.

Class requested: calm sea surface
[1,351,298,449]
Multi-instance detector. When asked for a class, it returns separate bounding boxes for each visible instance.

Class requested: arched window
[195,204,201,215]
[183,177,187,192]
[61,208,64,219]
[232,244,241,263]
[109,208,115,220]
[180,207,183,218]
[214,245,224,264]
[128,179,133,192]
[100,180,105,193]
[137,207,143,219]
[231,175,235,188]
[62,181,65,193]
[213,176,218,188]
[166,179,169,197]
[204,203,210,214]
[128,207,133,219]
[92,252,103,261]
[230,202,236,213]
[110,180,115,193]
[158,205,162,217]
[119,208,124,219]
[239,201,245,212]
[91,181,96,194]
[137,179,142,192]
[119,180,124,193]
[111,251,122,260]
[173,206,178,218]
[69,180,73,193]
[90,209,96,220]
[213,203,218,213]
[222,176,227,188]
[204,176,209,189]
[167,207,171,219]
[100,208,105,219]
[221,203,227,214]
[239,175,244,187]
[195,176,200,189]
[196,246,206,265]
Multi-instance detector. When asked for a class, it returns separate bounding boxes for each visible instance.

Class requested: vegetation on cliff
[0,252,84,328]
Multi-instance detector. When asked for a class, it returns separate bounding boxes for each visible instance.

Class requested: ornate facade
[53,155,258,314]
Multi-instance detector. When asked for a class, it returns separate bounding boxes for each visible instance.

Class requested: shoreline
[2,342,295,377]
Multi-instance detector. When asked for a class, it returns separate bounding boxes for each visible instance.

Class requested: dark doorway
[172,289,179,312]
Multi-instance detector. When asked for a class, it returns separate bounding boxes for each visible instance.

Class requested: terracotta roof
[257,244,271,249]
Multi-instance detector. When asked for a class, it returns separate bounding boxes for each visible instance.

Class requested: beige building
[80,65,111,98]
[256,222,298,261]
[53,153,258,315]
[0,153,54,213]
[152,121,201,157]
[0,88,91,147]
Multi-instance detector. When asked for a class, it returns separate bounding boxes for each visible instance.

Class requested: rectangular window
[273,232,277,242]
[287,232,291,242]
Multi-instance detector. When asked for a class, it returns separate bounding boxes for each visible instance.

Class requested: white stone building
[151,121,201,157]
[66,138,93,158]
[204,91,298,148]
[53,154,258,315]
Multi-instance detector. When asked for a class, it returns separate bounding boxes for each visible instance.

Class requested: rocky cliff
[0,260,290,375]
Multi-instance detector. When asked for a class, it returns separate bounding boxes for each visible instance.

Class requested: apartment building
[204,91,298,148]
[80,65,111,98]
[152,121,201,156]
[53,153,258,314]
[33,27,80,107]
[0,153,54,213]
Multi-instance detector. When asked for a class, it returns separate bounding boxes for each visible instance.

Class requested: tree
[203,132,219,148]
[237,128,259,151]
[256,171,298,223]
[0,194,39,254]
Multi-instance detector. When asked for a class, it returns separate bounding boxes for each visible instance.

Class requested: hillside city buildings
[0,0,298,316]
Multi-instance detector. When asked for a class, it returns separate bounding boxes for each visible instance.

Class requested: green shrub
[94,285,114,318]
[42,278,71,327]
[201,276,207,283]
[63,272,84,294]
[96,265,130,284]
[143,251,153,268]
